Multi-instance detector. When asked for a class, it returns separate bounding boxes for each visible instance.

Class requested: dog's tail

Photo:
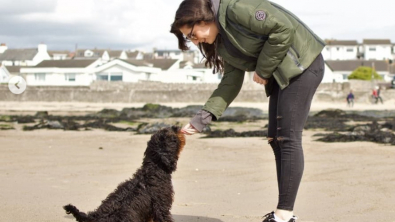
[63,204,90,222]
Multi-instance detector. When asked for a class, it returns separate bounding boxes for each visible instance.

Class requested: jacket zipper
[290,45,300,58]
[270,2,326,47]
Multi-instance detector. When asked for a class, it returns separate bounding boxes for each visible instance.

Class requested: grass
[0,124,14,130]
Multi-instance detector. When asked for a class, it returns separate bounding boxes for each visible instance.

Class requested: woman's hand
[253,72,268,85]
[181,123,199,135]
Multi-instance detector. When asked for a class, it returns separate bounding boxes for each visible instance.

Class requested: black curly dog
[63,126,186,222]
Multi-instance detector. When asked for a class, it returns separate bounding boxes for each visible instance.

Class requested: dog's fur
[63,126,186,222]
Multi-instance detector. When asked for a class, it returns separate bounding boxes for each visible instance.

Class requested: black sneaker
[261,211,297,222]
[262,212,276,222]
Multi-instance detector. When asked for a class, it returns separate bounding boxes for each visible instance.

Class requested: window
[342,74,348,80]
[346,48,354,52]
[336,47,340,51]
[369,47,376,51]
[97,73,109,81]
[110,75,122,81]
[97,72,123,81]
[146,73,151,80]
[85,51,93,57]
[65,73,76,82]
[34,73,46,81]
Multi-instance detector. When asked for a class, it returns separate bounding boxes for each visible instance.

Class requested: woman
[170,0,325,221]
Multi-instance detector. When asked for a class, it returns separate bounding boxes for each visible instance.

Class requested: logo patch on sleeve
[255,10,266,21]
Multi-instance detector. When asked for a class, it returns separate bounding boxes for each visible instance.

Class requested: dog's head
[143,126,185,172]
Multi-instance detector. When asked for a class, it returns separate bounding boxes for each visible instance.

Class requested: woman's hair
[170,0,223,73]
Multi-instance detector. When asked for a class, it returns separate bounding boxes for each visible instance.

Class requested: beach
[0,101,394,222]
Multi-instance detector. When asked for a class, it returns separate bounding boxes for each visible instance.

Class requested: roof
[74,49,106,58]
[108,50,124,58]
[144,59,178,70]
[122,59,152,67]
[0,49,37,61]
[325,40,358,46]
[363,39,392,45]
[325,60,391,72]
[126,51,141,59]
[124,59,178,70]
[48,50,70,56]
[193,63,209,69]
[34,59,97,68]
[5,66,33,73]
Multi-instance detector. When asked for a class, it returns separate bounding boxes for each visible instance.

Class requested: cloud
[0,0,56,15]
[0,0,393,51]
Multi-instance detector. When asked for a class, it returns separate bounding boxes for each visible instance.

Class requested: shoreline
[0,101,394,115]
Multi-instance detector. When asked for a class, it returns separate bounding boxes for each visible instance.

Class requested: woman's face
[179,21,219,45]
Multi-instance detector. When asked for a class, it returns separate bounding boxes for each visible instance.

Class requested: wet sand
[0,102,394,222]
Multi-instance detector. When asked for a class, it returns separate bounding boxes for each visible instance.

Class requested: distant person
[375,86,383,104]
[346,90,354,107]
[372,88,378,104]
[171,0,325,221]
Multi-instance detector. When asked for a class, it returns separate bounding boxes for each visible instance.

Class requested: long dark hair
[170,0,223,73]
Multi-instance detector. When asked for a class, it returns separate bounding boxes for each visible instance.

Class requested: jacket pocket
[274,49,305,89]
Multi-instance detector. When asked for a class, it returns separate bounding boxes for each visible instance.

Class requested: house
[74,49,109,61]
[74,49,127,61]
[0,43,51,66]
[321,62,342,83]
[126,50,144,60]
[325,60,394,82]
[0,64,10,83]
[361,39,392,60]
[322,40,359,60]
[48,50,72,60]
[4,66,33,76]
[95,59,161,82]
[21,59,101,86]
[20,59,162,86]
[108,50,128,60]
[153,49,202,63]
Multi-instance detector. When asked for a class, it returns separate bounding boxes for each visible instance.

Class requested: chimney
[38,43,47,53]
[0,43,7,53]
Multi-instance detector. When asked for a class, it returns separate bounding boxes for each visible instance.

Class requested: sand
[0,101,394,222]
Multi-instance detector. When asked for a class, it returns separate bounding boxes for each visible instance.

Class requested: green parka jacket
[202,0,325,120]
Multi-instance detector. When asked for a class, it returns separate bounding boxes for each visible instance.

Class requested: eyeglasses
[185,24,197,41]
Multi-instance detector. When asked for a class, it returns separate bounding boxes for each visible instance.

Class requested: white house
[20,59,163,86]
[74,49,110,61]
[130,58,219,83]
[21,59,101,86]
[361,39,392,60]
[325,60,393,82]
[153,49,202,64]
[0,64,10,83]
[321,62,343,83]
[74,49,127,61]
[126,50,144,60]
[95,59,161,82]
[322,40,359,60]
[48,50,71,60]
[0,44,51,66]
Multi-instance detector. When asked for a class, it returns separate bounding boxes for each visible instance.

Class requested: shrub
[348,66,383,80]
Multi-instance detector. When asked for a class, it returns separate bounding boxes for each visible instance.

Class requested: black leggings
[268,54,324,211]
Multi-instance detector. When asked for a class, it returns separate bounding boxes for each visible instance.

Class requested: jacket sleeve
[202,61,245,120]
[228,0,295,79]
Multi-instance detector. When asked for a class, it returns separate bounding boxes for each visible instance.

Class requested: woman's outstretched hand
[253,72,268,85]
[181,123,199,135]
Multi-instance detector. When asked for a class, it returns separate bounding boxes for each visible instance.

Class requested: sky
[1,0,394,52]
